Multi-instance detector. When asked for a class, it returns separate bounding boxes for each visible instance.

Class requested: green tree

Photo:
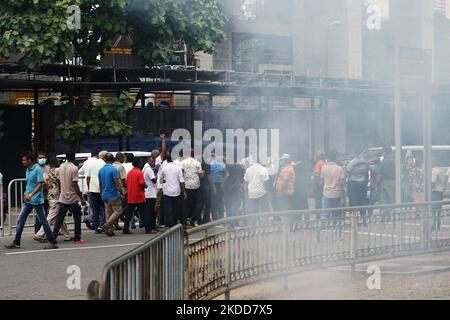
[0,0,227,69]
[0,0,228,151]
[57,92,133,152]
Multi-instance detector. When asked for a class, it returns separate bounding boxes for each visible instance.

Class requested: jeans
[321,196,344,237]
[89,192,105,231]
[164,195,182,228]
[34,200,49,233]
[184,189,201,224]
[212,183,224,220]
[15,203,56,245]
[347,180,368,224]
[54,203,82,241]
[130,213,142,228]
[126,203,147,232]
[321,197,342,219]
[145,198,157,231]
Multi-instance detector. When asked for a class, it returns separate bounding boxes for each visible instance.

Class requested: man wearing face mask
[35,151,50,234]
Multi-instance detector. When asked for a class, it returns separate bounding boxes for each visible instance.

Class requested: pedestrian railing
[0,182,4,237]
[6,179,28,236]
[91,201,450,300]
[95,225,185,300]
[185,201,450,300]
[5,178,90,237]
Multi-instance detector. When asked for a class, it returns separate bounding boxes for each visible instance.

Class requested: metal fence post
[0,181,3,237]
[282,215,289,291]
[183,230,191,300]
[350,209,357,278]
[225,222,231,300]
[422,204,430,250]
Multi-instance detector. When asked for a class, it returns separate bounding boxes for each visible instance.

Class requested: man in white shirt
[244,161,270,214]
[143,156,158,233]
[79,151,100,230]
[157,153,186,228]
[86,150,107,233]
[79,152,98,196]
[182,151,204,227]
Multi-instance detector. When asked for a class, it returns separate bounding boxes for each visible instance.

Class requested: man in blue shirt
[98,153,126,237]
[5,151,58,249]
[209,153,225,220]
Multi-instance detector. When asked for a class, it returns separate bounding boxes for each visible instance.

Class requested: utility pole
[394,46,402,205]
[423,49,432,202]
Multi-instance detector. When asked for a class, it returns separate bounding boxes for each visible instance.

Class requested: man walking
[87,150,106,233]
[346,154,369,225]
[5,152,58,249]
[34,151,50,233]
[98,153,127,237]
[113,152,127,231]
[223,161,245,219]
[126,158,150,234]
[321,150,345,236]
[210,153,225,220]
[143,156,158,233]
[157,154,186,228]
[432,160,446,231]
[53,152,86,244]
[79,150,99,230]
[182,151,204,227]
[34,155,72,242]
[244,160,271,214]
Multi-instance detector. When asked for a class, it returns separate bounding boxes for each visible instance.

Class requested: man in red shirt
[125,158,149,234]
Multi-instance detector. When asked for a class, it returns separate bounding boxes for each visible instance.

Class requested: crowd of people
[312,146,448,230]
[4,137,448,249]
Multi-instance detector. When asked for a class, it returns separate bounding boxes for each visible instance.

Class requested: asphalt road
[1,205,450,300]
[0,227,157,300]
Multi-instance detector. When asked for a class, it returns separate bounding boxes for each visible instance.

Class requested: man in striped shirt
[275,154,296,211]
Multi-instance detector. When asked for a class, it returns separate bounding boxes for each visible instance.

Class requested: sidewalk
[222,251,450,300]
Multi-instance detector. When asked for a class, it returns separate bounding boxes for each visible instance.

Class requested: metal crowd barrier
[5,177,90,236]
[96,225,184,300]
[185,201,450,300]
[91,201,450,300]
[0,181,4,237]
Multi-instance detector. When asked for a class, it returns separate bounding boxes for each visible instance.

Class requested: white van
[57,151,152,194]
[57,151,152,163]
[360,146,450,166]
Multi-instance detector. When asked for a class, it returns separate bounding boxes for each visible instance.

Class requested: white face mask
[38,158,47,166]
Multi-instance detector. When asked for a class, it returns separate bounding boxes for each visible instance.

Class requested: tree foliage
[57,92,133,145]
[0,0,228,69]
